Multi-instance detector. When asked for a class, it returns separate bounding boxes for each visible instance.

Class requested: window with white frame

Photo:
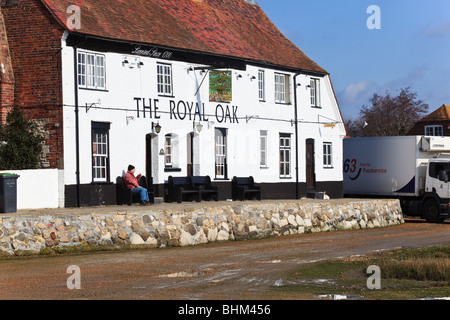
[258,70,265,101]
[279,134,291,178]
[157,63,173,96]
[96,55,105,89]
[275,73,290,104]
[92,122,110,182]
[323,142,333,168]
[78,51,106,90]
[425,125,443,136]
[310,78,321,107]
[165,134,173,167]
[260,130,268,167]
[77,52,86,87]
[215,128,227,179]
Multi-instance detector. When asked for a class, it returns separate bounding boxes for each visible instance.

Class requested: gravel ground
[0,218,448,300]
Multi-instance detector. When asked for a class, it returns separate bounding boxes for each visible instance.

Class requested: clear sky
[256,0,450,119]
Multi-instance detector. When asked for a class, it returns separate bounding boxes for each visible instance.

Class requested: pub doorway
[306,138,316,191]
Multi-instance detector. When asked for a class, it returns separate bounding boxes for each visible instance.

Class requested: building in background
[1,0,346,207]
[407,104,450,137]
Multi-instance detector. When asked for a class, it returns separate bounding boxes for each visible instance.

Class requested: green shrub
[0,107,44,170]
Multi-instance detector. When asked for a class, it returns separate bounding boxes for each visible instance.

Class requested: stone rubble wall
[0,200,404,255]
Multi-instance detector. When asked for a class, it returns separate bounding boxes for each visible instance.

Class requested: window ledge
[164,167,182,172]
[80,87,109,92]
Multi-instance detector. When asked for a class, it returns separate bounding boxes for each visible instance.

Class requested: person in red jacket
[123,165,150,206]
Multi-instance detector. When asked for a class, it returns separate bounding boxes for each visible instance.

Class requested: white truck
[343,136,450,223]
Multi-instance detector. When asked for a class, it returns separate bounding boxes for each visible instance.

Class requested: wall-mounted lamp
[236,74,243,79]
[251,76,256,80]
[187,66,194,72]
[126,116,134,125]
[122,57,129,65]
[138,61,144,67]
[152,122,162,134]
[194,121,203,133]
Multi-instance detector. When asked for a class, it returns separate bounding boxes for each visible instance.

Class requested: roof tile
[41,0,326,73]
[420,104,450,121]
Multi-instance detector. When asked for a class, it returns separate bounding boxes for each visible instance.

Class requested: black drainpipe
[293,72,301,200]
[73,44,81,207]
[72,36,87,207]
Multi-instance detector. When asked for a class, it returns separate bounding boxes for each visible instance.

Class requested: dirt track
[0,218,448,300]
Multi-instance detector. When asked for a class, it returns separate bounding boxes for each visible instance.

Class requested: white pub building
[2,0,346,207]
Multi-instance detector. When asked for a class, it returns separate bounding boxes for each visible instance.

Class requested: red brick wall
[2,0,65,168]
[0,7,14,124]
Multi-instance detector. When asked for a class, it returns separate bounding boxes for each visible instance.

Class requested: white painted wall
[61,41,346,189]
[0,169,62,210]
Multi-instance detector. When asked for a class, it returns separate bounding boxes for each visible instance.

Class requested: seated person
[123,165,151,206]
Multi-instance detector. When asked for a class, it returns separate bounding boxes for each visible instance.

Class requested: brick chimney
[0,5,14,124]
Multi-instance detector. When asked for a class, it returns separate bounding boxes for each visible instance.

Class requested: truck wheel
[422,200,445,223]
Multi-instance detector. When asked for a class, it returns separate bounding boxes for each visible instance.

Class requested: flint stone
[118,230,127,240]
[15,233,25,241]
[105,217,114,226]
[187,224,197,236]
[207,228,218,242]
[131,233,145,245]
[217,230,229,241]
[180,230,193,246]
[143,215,152,224]
[303,219,312,228]
[194,228,208,244]
[145,236,158,245]
[287,215,297,227]
[140,230,150,241]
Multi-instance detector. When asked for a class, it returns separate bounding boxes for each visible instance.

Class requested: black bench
[116,176,155,205]
[231,176,261,201]
[190,176,219,201]
[166,176,201,203]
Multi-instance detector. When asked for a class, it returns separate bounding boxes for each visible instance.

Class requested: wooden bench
[231,176,261,201]
[190,176,219,201]
[116,176,155,205]
[166,176,201,203]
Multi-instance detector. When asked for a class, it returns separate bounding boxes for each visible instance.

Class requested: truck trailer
[343,136,450,223]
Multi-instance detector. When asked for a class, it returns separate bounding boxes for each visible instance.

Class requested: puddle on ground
[158,271,201,278]
[273,278,337,287]
[317,294,363,300]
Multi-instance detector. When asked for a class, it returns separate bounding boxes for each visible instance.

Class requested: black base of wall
[65,184,117,208]
[65,181,343,208]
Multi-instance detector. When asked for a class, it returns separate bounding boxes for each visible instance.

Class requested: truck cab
[422,158,450,222]
[426,159,450,198]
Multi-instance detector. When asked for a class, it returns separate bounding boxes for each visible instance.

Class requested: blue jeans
[131,187,149,202]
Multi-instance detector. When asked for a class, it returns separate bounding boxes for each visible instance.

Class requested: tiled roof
[419,104,450,122]
[41,0,326,73]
